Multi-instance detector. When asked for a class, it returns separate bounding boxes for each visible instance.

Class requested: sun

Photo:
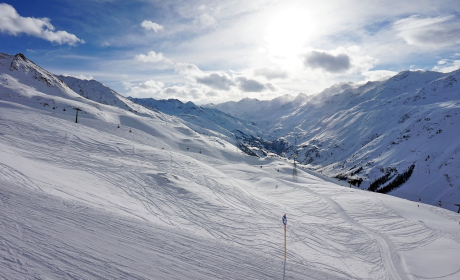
[264,8,315,59]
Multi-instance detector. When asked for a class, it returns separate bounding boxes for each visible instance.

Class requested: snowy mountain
[58,74,163,117]
[1,52,460,279]
[58,76,274,156]
[48,56,460,211]
[1,52,79,99]
[127,97,263,146]
[208,71,460,211]
[205,93,312,137]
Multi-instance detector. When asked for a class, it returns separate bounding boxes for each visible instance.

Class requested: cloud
[134,51,173,65]
[174,62,278,94]
[126,79,207,100]
[432,59,460,73]
[125,79,164,98]
[194,13,217,28]
[196,72,235,90]
[0,3,84,46]
[253,67,288,80]
[163,86,204,99]
[141,20,164,32]
[205,91,219,97]
[304,51,351,73]
[362,70,397,82]
[393,15,460,48]
[174,62,201,76]
[236,77,266,92]
[350,53,378,74]
[265,83,276,91]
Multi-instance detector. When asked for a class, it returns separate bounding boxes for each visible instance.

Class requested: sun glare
[265,8,314,59]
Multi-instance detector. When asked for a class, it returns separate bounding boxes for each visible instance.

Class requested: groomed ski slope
[1,99,460,279]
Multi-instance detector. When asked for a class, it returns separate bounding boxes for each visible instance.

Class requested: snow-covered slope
[209,70,460,212]
[1,52,80,99]
[1,52,460,279]
[205,93,312,137]
[58,75,146,113]
[56,76,266,153]
[127,97,262,143]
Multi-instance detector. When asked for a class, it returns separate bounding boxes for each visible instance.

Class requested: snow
[1,52,460,279]
[206,69,460,212]
[126,97,262,143]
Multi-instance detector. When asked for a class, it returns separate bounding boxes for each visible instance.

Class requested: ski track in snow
[0,181,345,280]
[304,188,409,280]
[1,89,460,278]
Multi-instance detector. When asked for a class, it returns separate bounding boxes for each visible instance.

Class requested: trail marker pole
[282,214,287,260]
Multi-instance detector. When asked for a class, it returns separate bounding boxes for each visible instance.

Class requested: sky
[1,0,460,104]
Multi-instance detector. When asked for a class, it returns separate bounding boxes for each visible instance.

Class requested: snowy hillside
[58,74,162,117]
[208,71,460,212]
[59,76,270,155]
[1,52,460,279]
[205,93,312,137]
[127,97,262,144]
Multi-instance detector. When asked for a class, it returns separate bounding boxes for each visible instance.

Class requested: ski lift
[73,107,82,123]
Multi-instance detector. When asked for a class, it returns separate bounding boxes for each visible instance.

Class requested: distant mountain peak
[0,52,72,93]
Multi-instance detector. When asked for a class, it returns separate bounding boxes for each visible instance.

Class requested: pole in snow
[73,108,82,123]
[293,155,298,178]
[282,213,287,260]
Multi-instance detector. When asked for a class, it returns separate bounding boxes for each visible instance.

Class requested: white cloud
[125,78,208,101]
[393,15,460,48]
[432,59,460,73]
[174,62,201,76]
[350,54,379,74]
[134,51,173,66]
[141,20,164,32]
[194,13,217,28]
[253,67,288,80]
[438,60,447,65]
[0,3,84,46]
[174,63,235,92]
[362,70,398,82]
[125,80,164,98]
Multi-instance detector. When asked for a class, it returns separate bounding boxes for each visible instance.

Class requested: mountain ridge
[60,63,460,210]
[206,69,460,209]
[3,51,458,210]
